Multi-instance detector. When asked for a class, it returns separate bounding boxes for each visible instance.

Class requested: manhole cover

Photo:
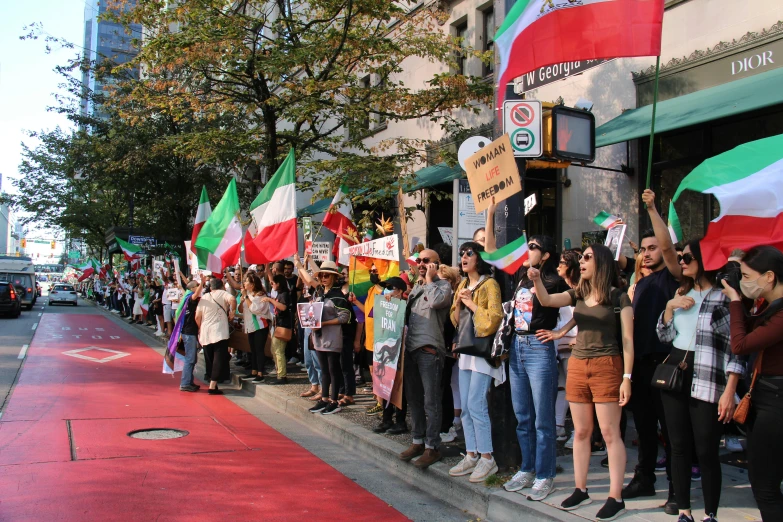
[128,428,189,440]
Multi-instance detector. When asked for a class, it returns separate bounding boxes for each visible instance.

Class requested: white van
[0,256,38,310]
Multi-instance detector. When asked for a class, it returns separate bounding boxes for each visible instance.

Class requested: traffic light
[51,241,56,250]
[20,239,26,248]
[542,105,596,163]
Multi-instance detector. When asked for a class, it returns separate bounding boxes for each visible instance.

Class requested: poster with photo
[372,295,407,404]
[297,302,324,329]
[604,224,627,261]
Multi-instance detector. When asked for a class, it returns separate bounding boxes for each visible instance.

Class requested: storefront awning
[596,66,783,148]
[297,162,464,217]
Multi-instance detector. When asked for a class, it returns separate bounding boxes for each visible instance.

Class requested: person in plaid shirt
[656,239,747,522]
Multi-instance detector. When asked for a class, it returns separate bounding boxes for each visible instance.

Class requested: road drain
[128,428,189,440]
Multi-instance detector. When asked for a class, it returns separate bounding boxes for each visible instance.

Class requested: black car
[0,282,22,318]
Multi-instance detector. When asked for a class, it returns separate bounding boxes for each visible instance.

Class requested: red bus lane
[0,313,406,521]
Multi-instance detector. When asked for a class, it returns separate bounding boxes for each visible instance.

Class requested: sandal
[338,396,355,407]
[300,387,319,398]
[309,393,323,402]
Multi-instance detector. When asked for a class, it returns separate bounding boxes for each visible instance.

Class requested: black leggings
[248,329,269,374]
[660,348,723,516]
[339,341,356,397]
[747,380,783,521]
[318,351,342,401]
[204,339,230,383]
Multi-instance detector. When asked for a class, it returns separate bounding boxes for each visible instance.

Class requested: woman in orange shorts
[531,244,634,522]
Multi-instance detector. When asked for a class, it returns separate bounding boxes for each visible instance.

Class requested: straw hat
[314,260,341,277]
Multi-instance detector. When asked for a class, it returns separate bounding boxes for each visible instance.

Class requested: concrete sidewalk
[90,300,763,522]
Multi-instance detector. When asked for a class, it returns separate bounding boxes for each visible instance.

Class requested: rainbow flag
[350,256,399,322]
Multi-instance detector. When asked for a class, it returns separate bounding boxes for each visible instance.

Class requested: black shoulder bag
[453,278,494,359]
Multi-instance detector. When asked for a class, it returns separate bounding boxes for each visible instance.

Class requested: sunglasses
[459,249,476,258]
[578,253,594,262]
[416,257,432,264]
[558,260,568,266]
[677,253,695,265]
[528,243,542,252]
[318,273,335,278]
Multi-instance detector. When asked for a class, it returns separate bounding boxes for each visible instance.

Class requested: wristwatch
[623,373,632,381]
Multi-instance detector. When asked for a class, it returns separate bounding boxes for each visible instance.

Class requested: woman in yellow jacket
[448,241,503,483]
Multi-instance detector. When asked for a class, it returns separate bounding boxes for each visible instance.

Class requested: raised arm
[528,268,572,308]
[294,256,317,289]
[642,189,682,281]
[484,197,497,253]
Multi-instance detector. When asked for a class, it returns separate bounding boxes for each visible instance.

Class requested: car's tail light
[9,288,16,300]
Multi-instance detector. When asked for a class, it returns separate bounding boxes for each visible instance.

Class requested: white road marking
[18,344,30,359]
[31,323,38,331]
[38,313,42,317]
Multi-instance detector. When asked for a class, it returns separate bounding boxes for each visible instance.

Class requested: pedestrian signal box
[51,241,56,250]
[542,105,595,163]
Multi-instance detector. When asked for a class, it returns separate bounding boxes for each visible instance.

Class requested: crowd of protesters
[84,188,783,522]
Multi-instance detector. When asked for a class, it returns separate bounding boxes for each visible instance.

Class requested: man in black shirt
[622,190,682,513]
[180,280,203,392]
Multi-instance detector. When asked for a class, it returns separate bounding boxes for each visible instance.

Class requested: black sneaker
[252,376,265,383]
[677,514,694,522]
[373,422,393,433]
[179,385,199,392]
[595,497,626,521]
[321,402,342,415]
[622,473,656,499]
[601,457,609,468]
[702,514,717,522]
[664,481,678,515]
[264,377,288,385]
[560,488,592,511]
[309,400,328,413]
[240,374,257,381]
[207,388,224,395]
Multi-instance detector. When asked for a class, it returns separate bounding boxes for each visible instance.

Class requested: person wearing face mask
[349,266,386,416]
[721,245,783,522]
[656,240,745,522]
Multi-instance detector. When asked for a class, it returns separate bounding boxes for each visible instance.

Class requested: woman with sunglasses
[532,244,633,521]
[656,241,744,522]
[297,260,352,415]
[448,242,503,482]
[239,272,273,383]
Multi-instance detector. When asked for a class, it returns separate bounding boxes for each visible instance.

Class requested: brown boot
[414,448,442,469]
[399,443,425,462]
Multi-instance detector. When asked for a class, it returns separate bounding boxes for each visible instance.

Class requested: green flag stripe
[250,149,296,210]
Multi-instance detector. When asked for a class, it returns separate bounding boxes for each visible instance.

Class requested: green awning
[297,162,464,217]
[596,66,783,148]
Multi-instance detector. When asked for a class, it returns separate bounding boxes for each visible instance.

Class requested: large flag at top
[194,178,242,273]
[668,134,783,270]
[323,185,358,266]
[244,149,298,264]
[494,0,664,105]
[191,186,222,273]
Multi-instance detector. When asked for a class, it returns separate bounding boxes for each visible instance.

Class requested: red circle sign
[510,103,535,127]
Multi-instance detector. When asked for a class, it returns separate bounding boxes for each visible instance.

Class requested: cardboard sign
[604,224,627,261]
[302,217,313,255]
[311,242,331,262]
[372,295,407,403]
[437,227,454,246]
[464,134,521,214]
[297,302,323,329]
[344,234,400,262]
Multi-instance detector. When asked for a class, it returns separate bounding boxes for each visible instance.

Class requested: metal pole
[645,56,661,190]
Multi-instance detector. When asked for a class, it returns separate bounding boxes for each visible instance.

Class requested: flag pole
[645,56,661,190]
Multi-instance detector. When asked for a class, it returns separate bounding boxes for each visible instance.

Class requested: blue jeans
[303,329,322,386]
[180,334,198,387]
[459,367,493,454]
[509,334,558,479]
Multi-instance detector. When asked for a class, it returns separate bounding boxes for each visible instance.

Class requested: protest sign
[372,295,406,404]
[437,227,454,246]
[297,302,323,329]
[344,234,399,261]
[153,260,164,275]
[464,134,521,214]
[604,224,627,261]
[302,217,313,255]
[312,242,331,262]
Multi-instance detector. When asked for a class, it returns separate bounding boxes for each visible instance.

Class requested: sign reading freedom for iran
[344,234,400,261]
[464,134,521,214]
[372,295,407,403]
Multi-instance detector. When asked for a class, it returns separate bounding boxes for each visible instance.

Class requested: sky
[0,0,86,190]
[0,0,85,237]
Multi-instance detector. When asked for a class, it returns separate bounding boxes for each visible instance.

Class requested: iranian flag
[244,149,298,264]
[480,233,529,275]
[593,211,622,229]
[669,134,783,270]
[76,259,101,282]
[115,237,142,261]
[191,186,222,273]
[494,0,664,104]
[323,185,358,265]
[141,289,150,319]
[194,178,243,273]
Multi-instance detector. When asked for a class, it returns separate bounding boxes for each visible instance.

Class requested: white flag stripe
[250,183,297,229]
[703,157,783,220]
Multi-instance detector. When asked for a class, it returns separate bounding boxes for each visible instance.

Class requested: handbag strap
[747,350,764,395]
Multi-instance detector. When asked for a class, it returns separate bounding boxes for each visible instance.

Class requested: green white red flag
[323,185,358,265]
[115,237,142,261]
[191,186,222,273]
[668,134,783,270]
[494,0,664,105]
[244,149,298,264]
[194,178,242,273]
[593,211,622,229]
[480,233,529,275]
[76,259,102,281]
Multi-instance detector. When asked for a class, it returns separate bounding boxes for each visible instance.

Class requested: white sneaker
[440,426,458,443]
[504,470,536,492]
[449,453,480,477]
[155,331,164,337]
[725,435,744,453]
[556,425,568,442]
[527,477,556,501]
[565,431,575,449]
[287,357,299,364]
[469,456,498,483]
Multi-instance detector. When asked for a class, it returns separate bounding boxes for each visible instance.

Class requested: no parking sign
[503,100,542,158]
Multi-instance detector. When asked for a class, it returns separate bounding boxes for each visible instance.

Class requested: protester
[264,274,293,385]
[448,242,502,483]
[179,280,203,392]
[399,249,453,469]
[627,253,651,302]
[195,277,236,395]
[294,255,322,400]
[472,228,486,247]
[722,245,783,521]
[533,244,634,521]
[656,239,744,522]
[238,272,273,383]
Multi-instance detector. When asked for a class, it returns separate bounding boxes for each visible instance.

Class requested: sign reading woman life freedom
[464,133,521,214]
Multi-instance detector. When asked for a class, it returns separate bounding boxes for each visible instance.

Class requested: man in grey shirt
[399,249,453,469]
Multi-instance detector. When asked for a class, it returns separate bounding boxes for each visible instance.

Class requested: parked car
[0,256,37,310]
[0,282,22,318]
[49,284,78,306]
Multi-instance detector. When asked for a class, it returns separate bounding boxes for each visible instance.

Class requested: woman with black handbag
[721,245,783,521]
[447,241,502,483]
[264,274,293,385]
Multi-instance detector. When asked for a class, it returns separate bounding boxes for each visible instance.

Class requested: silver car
[49,284,78,306]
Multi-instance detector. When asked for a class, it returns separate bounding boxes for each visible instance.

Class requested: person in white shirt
[196,278,236,394]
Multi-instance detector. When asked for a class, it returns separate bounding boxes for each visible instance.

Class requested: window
[375,76,388,126]
[455,22,468,76]
[350,76,371,139]
[483,8,495,77]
